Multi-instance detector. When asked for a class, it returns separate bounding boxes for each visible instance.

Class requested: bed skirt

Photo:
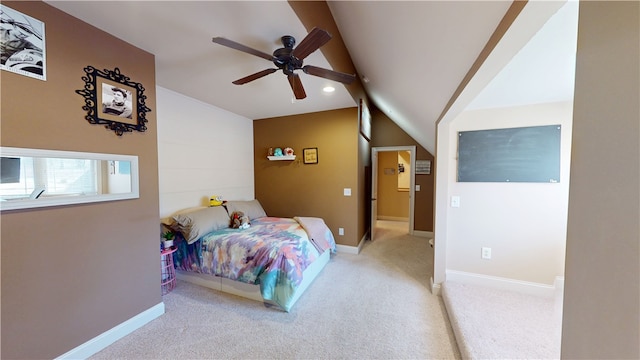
[175,248,331,311]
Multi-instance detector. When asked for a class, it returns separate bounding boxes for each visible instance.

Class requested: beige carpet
[90,220,461,359]
[442,281,562,359]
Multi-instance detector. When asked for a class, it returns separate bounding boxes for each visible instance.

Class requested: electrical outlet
[481,247,492,260]
[338,228,344,236]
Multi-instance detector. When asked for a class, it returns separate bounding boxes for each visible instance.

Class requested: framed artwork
[415,160,432,175]
[0,4,46,81]
[76,66,151,136]
[359,98,371,142]
[303,148,318,164]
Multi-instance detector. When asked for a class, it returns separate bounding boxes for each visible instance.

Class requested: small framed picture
[303,148,318,164]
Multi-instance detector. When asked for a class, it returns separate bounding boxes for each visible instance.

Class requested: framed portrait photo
[0,4,46,81]
[99,81,136,123]
[303,148,318,164]
[76,66,151,136]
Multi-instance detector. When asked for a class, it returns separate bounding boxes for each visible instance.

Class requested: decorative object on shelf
[303,147,318,164]
[0,5,46,81]
[209,195,224,207]
[76,66,151,136]
[267,147,274,156]
[267,146,296,160]
[161,231,175,249]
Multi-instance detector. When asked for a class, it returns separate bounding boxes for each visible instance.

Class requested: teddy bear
[230,211,250,229]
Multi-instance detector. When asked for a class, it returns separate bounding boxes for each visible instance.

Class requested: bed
[163,200,336,312]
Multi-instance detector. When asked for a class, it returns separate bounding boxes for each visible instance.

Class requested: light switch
[451,195,460,208]
[415,184,421,191]
[344,188,351,196]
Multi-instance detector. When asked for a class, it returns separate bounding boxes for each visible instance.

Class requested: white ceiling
[45,1,577,154]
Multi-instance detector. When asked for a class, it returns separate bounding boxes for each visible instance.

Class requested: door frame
[371,146,416,239]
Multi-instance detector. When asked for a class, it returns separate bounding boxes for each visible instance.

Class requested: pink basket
[161,247,177,295]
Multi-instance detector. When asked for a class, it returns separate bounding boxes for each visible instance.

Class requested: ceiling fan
[212,27,356,100]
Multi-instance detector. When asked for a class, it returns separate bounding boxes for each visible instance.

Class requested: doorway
[371,146,416,241]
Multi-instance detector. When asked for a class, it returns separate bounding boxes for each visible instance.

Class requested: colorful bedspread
[173,216,336,311]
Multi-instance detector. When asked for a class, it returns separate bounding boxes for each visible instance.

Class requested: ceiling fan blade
[302,65,356,84]
[232,68,278,85]
[288,73,307,99]
[212,37,275,61]
[291,27,332,60]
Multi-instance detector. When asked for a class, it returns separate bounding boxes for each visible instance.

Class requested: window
[0,147,138,211]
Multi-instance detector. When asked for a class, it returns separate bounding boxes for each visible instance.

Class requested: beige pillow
[225,200,267,220]
[171,206,230,244]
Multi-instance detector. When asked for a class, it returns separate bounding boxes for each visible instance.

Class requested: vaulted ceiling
[45,1,577,154]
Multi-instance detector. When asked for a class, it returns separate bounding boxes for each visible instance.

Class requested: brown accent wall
[1,2,160,359]
[254,108,361,246]
[371,108,435,231]
[562,1,639,358]
[288,0,371,243]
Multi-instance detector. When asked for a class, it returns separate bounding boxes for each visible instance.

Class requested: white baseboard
[56,302,165,360]
[430,276,442,296]
[445,270,562,298]
[412,230,433,238]
[335,233,367,254]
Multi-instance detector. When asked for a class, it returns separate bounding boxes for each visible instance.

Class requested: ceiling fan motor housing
[273,35,303,75]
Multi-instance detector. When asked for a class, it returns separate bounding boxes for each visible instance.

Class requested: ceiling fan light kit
[212,27,355,100]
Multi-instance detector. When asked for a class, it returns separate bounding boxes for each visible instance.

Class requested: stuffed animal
[209,195,223,207]
[230,211,250,229]
[273,148,283,156]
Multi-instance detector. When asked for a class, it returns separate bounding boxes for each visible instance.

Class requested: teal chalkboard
[457,125,561,183]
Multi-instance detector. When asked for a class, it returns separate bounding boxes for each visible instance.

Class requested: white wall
[443,101,572,286]
[156,86,255,217]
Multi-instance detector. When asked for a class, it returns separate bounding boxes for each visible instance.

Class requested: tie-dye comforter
[173,216,336,311]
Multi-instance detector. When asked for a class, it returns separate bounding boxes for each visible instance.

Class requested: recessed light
[323,86,335,93]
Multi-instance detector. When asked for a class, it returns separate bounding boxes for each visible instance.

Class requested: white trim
[55,302,165,360]
[445,269,559,298]
[430,277,442,296]
[412,230,433,238]
[335,233,367,254]
[0,147,140,212]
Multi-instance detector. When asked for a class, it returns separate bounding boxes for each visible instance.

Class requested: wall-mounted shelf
[267,155,296,161]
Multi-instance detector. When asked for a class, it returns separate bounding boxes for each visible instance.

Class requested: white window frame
[0,147,139,211]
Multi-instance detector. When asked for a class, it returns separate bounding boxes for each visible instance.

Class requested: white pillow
[170,206,230,244]
[225,200,267,220]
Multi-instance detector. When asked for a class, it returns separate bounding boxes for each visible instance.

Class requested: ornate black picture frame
[76,66,150,136]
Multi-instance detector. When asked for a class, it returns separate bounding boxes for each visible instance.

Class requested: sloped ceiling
[45,1,575,154]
